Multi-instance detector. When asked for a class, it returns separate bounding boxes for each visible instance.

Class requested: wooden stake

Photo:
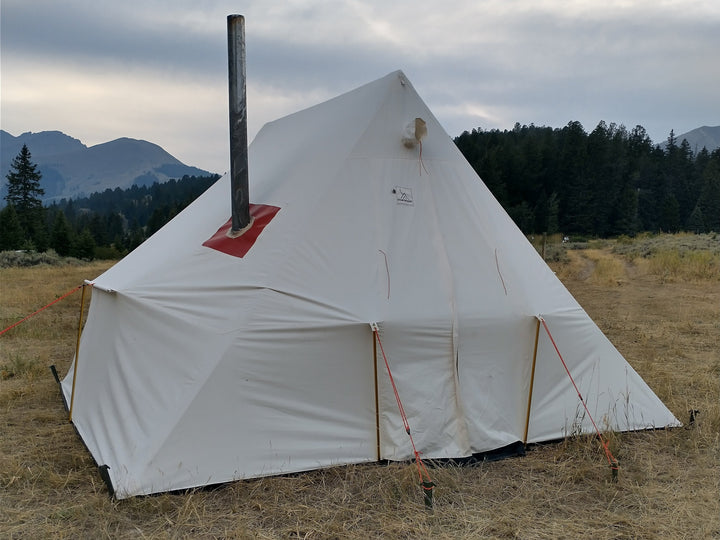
[69,284,87,422]
[523,317,541,445]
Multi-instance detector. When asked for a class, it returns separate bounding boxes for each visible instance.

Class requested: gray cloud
[1,0,718,173]
[1,1,225,75]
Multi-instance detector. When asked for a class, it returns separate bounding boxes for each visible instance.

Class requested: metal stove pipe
[227,14,250,233]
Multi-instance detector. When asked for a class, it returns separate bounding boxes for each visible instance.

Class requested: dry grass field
[1,234,718,539]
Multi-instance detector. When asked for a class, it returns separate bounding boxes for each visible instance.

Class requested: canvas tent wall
[61,70,679,499]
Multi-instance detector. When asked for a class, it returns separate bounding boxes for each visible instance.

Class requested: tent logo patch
[394,186,414,206]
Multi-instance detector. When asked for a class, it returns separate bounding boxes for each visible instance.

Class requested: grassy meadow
[1,234,718,539]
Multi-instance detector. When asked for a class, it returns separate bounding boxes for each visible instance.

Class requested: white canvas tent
[61,70,679,499]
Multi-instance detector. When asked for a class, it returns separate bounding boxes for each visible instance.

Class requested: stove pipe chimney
[227,14,251,234]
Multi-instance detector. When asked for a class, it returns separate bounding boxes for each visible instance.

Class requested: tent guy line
[539,316,620,476]
[0,284,83,337]
[372,322,435,505]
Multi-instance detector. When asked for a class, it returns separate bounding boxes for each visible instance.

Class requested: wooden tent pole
[373,328,381,461]
[69,284,88,422]
[523,317,541,445]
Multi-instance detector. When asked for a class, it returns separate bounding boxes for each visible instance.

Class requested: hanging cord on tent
[371,324,436,508]
[378,249,390,299]
[494,248,508,296]
[418,140,429,176]
[539,317,620,481]
[0,284,84,337]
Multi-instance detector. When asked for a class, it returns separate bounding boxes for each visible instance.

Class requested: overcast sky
[2,0,718,174]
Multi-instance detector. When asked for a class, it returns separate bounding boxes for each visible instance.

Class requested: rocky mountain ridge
[1,130,212,203]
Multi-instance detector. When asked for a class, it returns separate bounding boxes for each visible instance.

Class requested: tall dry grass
[612,232,720,282]
[644,249,720,282]
[1,262,111,381]
[1,238,718,539]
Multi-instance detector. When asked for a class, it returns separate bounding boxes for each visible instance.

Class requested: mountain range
[670,125,720,154]
[1,130,213,203]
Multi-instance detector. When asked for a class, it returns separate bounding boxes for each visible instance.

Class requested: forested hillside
[455,122,720,236]
[47,175,219,256]
[0,173,218,259]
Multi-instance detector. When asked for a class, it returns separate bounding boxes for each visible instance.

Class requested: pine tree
[660,194,681,232]
[72,228,96,260]
[697,159,720,232]
[5,144,45,225]
[687,205,706,233]
[50,210,74,256]
[0,205,25,250]
[546,192,560,234]
[4,144,46,248]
